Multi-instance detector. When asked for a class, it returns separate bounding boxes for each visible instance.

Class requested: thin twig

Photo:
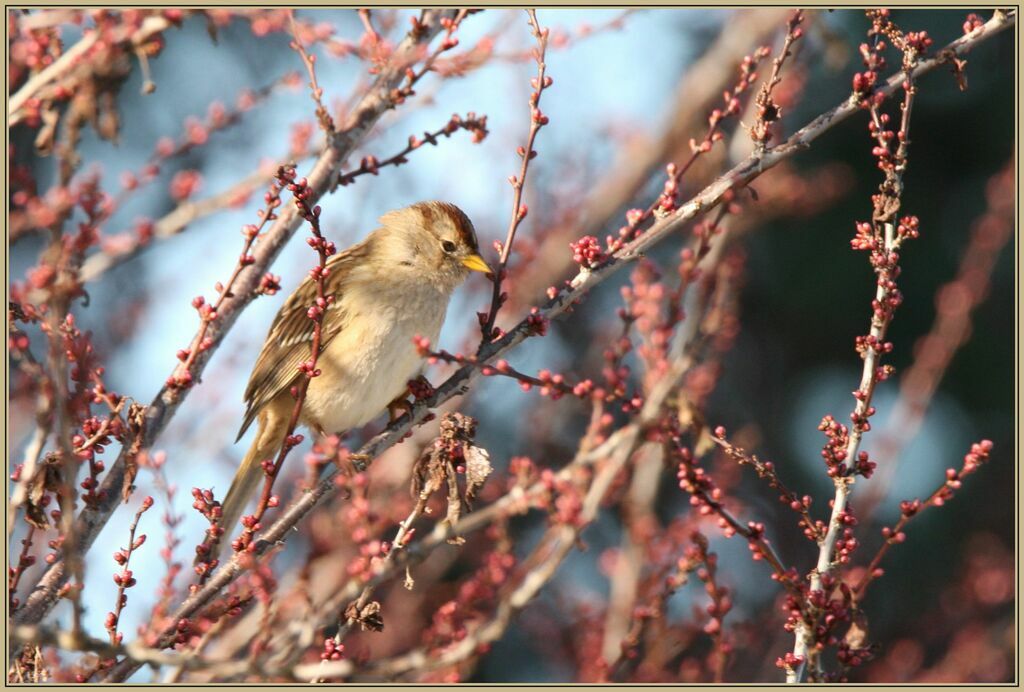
[14,8,465,631]
[853,440,992,598]
[9,14,175,125]
[788,11,934,681]
[479,9,551,343]
[15,13,1013,677]
[137,4,1018,644]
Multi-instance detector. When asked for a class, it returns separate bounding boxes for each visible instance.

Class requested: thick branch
[14,8,461,629]
[15,10,1013,677]
[9,15,174,126]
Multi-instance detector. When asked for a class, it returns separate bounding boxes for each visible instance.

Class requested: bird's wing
[236,240,371,441]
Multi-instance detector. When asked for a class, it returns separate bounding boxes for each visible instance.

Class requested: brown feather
[235,200,479,442]
[235,240,371,441]
[412,201,478,252]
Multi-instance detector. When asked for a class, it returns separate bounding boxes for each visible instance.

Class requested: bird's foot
[387,377,435,423]
[347,452,372,471]
[408,375,436,401]
[387,397,413,423]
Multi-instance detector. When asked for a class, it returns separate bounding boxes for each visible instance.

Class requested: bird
[214,201,490,555]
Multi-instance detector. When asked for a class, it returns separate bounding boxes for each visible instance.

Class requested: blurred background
[8,8,1015,683]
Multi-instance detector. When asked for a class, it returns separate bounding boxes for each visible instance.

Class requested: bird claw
[387,397,413,423]
[408,375,436,401]
[347,452,371,471]
[387,376,435,422]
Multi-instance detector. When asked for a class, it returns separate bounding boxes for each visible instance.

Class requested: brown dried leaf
[464,443,492,505]
[23,453,64,529]
[23,503,49,530]
[845,612,869,649]
[33,106,60,155]
[410,444,447,500]
[444,461,464,545]
[121,403,147,503]
[678,400,715,457]
[345,600,384,632]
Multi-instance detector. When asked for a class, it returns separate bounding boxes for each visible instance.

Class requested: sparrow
[216,201,490,547]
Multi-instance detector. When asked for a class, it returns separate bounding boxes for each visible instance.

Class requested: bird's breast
[302,283,448,434]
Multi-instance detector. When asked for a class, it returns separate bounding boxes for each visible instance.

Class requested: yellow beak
[461,253,492,274]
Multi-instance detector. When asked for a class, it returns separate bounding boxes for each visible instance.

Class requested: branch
[256,427,636,675]
[853,440,993,597]
[9,32,101,123]
[509,8,791,306]
[229,168,333,560]
[18,6,1012,674]
[75,108,486,289]
[104,497,154,645]
[750,10,805,150]
[307,277,720,681]
[76,166,287,286]
[305,429,647,682]
[9,14,175,126]
[857,158,1014,519]
[13,8,463,630]
[479,9,551,342]
[786,10,984,681]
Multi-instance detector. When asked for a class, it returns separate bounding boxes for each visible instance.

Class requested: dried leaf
[444,461,463,544]
[464,444,492,505]
[410,444,446,499]
[410,412,483,544]
[845,613,869,649]
[345,600,384,632]
[204,15,220,43]
[23,453,64,529]
[678,400,714,457]
[24,503,49,530]
[121,403,147,503]
[33,106,59,155]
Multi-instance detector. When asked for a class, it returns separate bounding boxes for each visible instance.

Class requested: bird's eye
[441,240,457,253]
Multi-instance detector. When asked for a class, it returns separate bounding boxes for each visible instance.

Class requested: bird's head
[375,201,491,291]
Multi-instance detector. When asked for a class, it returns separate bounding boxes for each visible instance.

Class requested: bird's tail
[200,410,289,567]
